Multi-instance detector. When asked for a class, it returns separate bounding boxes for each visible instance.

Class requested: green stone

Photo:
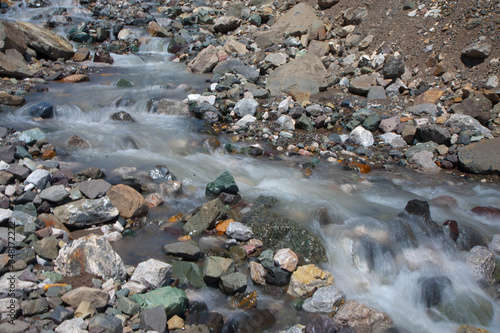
[205,171,239,196]
[297,114,314,132]
[18,128,46,145]
[39,271,63,283]
[117,79,134,88]
[130,286,188,317]
[116,296,140,316]
[172,261,206,289]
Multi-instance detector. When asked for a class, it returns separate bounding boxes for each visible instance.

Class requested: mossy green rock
[436,292,493,326]
[130,286,188,317]
[172,261,206,288]
[117,79,134,88]
[205,171,239,196]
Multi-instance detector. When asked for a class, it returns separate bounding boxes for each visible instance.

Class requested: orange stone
[178,235,191,242]
[43,150,56,159]
[216,219,234,235]
[43,283,68,291]
[230,291,258,310]
[348,162,371,174]
[145,193,164,208]
[60,74,90,83]
[414,89,444,104]
[38,214,73,239]
[168,213,183,223]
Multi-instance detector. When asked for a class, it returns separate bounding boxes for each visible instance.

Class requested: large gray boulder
[266,54,330,96]
[16,21,74,60]
[55,235,126,280]
[458,137,500,174]
[0,20,27,53]
[0,48,32,78]
[53,196,119,227]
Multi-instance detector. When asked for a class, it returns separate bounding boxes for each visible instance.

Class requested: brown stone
[0,91,25,106]
[333,300,393,332]
[414,89,444,104]
[186,45,218,73]
[106,184,148,219]
[60,74,89,83]
[62,287,108,309]
[72,48,90,62]
[147,21,170,37]
[38,214,73,239]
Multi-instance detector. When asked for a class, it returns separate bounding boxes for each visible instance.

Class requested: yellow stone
[287,264,335,297]
[178,235,191,242]
[167,315,184,330]
[75,300,95,319]
[456,325,490,333]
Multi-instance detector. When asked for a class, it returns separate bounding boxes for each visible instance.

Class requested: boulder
[343,6,368,25]
[61,287,109,309]
[224,39,248,55]
[21,298,49,316]
[410,151,440,173]
[465,246,495,283]
[131,286,188,317]
[302,285,345,313]
[163,241,204,261]
[141,305,167,333]
[272,3,323,41]
[0,20,27,53]
[187,45,218,73]
[16,21,74,60]
[0,48,32,78]
[106,184,148,219]
[88,314,123,333]
[33,236,59,260]
[183,198,226,235]
[287,264,334,297]
[457,137,500,174]
[450,94,492,126]
[417,125,451,145]
[445,114,492,138]
[333,300,393,332]
[55,235,126,280]
[130,259,172,289]
[53,197,119,227]
[267,53,330,95]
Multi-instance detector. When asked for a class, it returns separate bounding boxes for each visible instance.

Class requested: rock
[214,16,241,33]
[88,314,123,333]
[491,235,500,255]
[418,276,452,307]
[130,259,172,289]
[465,246,495,283]
[348,75,376,95]
[9,210,36,226]
[318,0,340,9]
[110,111,134,122]
[204,256,235,284]
[274,248,299,272]
[185,312,224,332]
[223,309,275,332]
[450,94,492,126]
[19,127,46,145]
[172,261,206,288]
[61,286,109,309]
[305,315,338,333]
[418,125,451,144]
[350,126,374,147]
[233,99,259,118]
[0,145,15,163]
[213,59,259,83]
[308,41,330,57]
[380,133,407,148]
[131,286,188,317]
[74,167,104,181]
[287,264,334,297]
[266,266,292,286]
[486,75,499,90]
[94,49,114,64]
[16,21,74,60]
[149,164,175,182]
[462,36,492,58]
[249,261,266,285]
[267,3,323,42]
[0,92,25,106]
[225,222,253,241]
[40,185,69,202]
[367,86,387,100]
[72,47,90,62]
[53,197,119,227]
[0,170,14,185]
[0,48,32,77]
[187,45,218,73]
[249,196,326,263]
[436,292,493,327]
[265,52,287,66]
[167,315,184,330]
[383,56,405,79]
[33,236,59,260]
[379,116,400,133]
[51,305,73,324]
[0,20,27,54]
[343,6,368,25]
[457,137,500,174]
[55,317,87,333]
[183,198,226,235]
[24,169,50,189]
[267,54,330,95]
[225,39,248,56]
[60,74,89,83]
[78,179,112,199]
[55,235,126,280]
[414,89,444,104]
[235,114,257,127]
[106,184,148,219]
[163,241,203,261]
[333,300,393,332]
[220,271,247,294]
[147,21,169,37]
[405,141,438,159]
[21,298,49,316]
[140,305,167,332]
[407,103,438,116]
[302,285,345,313]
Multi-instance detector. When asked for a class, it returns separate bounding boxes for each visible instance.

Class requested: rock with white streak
[349,126,374,147]
[53,197,119,227]
[24,169,51,189]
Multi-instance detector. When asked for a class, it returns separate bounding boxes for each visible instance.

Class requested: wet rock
[0,20,27,54]
[462,36,492,59]
[72,47,90,62]
[287,264,334,298]
[16,21,74,60]
[383,56,405,79]
[305,315,338,333]
[75,167,104,181]
[94,49,114,64]
[78,179,112,199]
[274,248,298,272]
[457,137,500,174]
[0,48,32,78]
[61,287,109,309]
[60,74,89,83]
[130,258,172,289]
[249,261,266,285]
[266,266,291,286]
[333,300,393,332]
[418,276,451,307]
[234,99,259,117]
[436,292,493,327]
[33,236,59,260]
[220,271,247,294]
[150,164,175,182]
[40,185,69,202]
[204,256,235,284]
[302,285,345,313]
[163,241,203,261]
[131,286,188,317]
[465,246,495,283]
[106,184,148,219]
[147,21,170,38]
[88,314,123,333]
[55,235,126,280]
[187,45,218,73]
[267,54,330,95]
[185,313,224,332]
[172,261,206,288]
[19,127,46,145]
[24,169,50,189]
[110,111,135,122]
[53,197,119,227]
[213,59,259,83]
[183,198,226,235]
[140,305,167,333]
[226,222,253,241]
[350,126,374,148]
[223,309,276,332]
[214,16,241,33]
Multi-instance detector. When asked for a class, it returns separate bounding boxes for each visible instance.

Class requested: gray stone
[0,320,31,333]
[78,179,112,199]
[267,53,330,96]
[457,137,500,174]
[318,0,340,8]
[436,292,493,327]
[0,20,27,54]
[61,287,109,309]
[233,99,258,117]
[214,16,241,33]
[33,236,59,260]
[187,45,218,73]
[183,198,226,235]
[213,59,259,83]
[205,171,239,197]
[450,94,492,125]
[367,86,387,100]
[55,235,126,280]
[0,145,16,163]
[24,169,50,189]
[462,37,492,58]
[418,125,451,145]
[445,114,492,138]
[220,271,247,295]
[379,116,400,133]
[465,246,495,283]
[140,305,166,333]
[486,75,499,90]
[305,315,338,333]
[0,170,14,185]
[383,55,405,79]
[88,314,122,333]
[55,317,87,333]
[265,53,287,66]
[0,208,12,223]
[405,142,438,159]
[204,256,235,284]
[362,113,381,131]
[21,298,49,316]
[40,185,69,203]
[303,285,346,313]
[0,48,32,78]
[16,21,74,60]
[74,167,104,181]
[51,305,73,324]
[343,6,368,25]
[117,297,140,315]
[348,75,376,95]
[130,258,172,289]
[10,210,37,226]
[266,3,323,43]
[53,197,119,227]
[164,242,203,261]
[225,222,253,241]
[297,114,314,132]
[333,300,392,332]
[407,103,438,116]
[410,151,441,174]
[27,102,54,119]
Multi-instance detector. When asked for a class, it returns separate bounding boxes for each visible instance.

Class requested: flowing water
[3,3,500,332]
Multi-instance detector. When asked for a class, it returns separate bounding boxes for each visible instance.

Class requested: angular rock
[465,246,495,283]
[0,20,27,54]
[213,59,259,83]
[140,305,167,333]
[106,184,148,219]
[0,145,15,163]
[274,248,299,272]
[318,0,340,9]
[267,54,329,95]
[40,185,69,202]
[214,16,241,33]
[350,126,374,147]
[383,56,405,79]
[131,286,188,317]
[78,179,112,199]
[131,259,172,289]
[0,48,32,78]
[287,264,334,297]
[172,261,206,288]
[27,101,54,119]
[418,125,451,145]
[204,256,235,284]
[343,6,368,25]
[55,235,126,280]
[18,127,46,145]
[457,137,500,174]
[187,45,218,73]
[149,164,175,182]
[405,141,438,159]
[462,37,492,58]
[333,300,393,332]
[379,116,400,133]
[16,21,74,60]
[55,317,87,333]
[445,114,492,138]
[183,198,226,235]
[21,298,49,316]
[0,92,25,106]
[33,236,59,260]
[450,94,493,126]
[271,3,323,41]
[225,222,253,241]
[249,261,266,285]
[53,197,119,227]
[367,86,387,100]
[163,241,203,261]
[302,285,346,313]
[185,312,223,333]
[0,170,14,185]
[220,271,247,294]
[24,169,50,189]
[407,103,438,116]
[266,266,291,286]
[88,314,123,333]
[224,39,248,56]
[61,287,109,309]
[233,99,258,118]
[349,75,376,95]
[305,315,338,333]
[264,52,287,66]
[51,305,73,324]
[410,151,440,173]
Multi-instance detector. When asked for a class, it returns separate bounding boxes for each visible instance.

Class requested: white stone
[187,94,201,102]
[24,169,51,189]
[0,161,9,170]
[122,281,148,294]
[379,133,407,148]
[235,114,257,127]
[274,248,299,272]
[278,97,292,113]
[465,246,495,283]
[0,271,37,294]
[55,317,88,333]
[277,115,295,131]
[4,185,16,196]
[265,53,287,66]
[349,126,374,147]
[225,222,253,241]
[131,258,173,289]
[234,99,259,117]
[105,231,122,242]
[0,208,12,223]
[198,95,216,105]
[113,221,124,232]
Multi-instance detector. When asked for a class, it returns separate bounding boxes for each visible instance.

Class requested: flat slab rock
[458,137,500,174]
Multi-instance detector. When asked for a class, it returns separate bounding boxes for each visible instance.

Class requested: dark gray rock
[140,305,166,333]
[458,137,500,174]
[450,94,492,126]
[223,309,275,332]
[220,271,247,294]
[417,125,451,145]
[289,106,305,119]
[343,6,368,25]
[462,36,492,58]
[383,56,405,79]
[0,170,14,185]
[265,266,291,286]
[297,114,314,132]
[163,241,203,261]
[206,171,239,196]
[40,185,69,202]
[407,103,438,116]
[305,315,338,333]
[27,102,54,119]
[88,314,122,333]
[183,198,227,235]
[0,145,16,163]
[318,0,340,9]
[110,111,135,122]
[213,59,259,83]
[74,167,104,181]
[149,165,175,183]
[51,305,73,324]
[21,298,49,316]
[203,256,235,284]
[33,236,59,260]
[185,312,224,333]
[362,113,381,131]
[78,179,112,199]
